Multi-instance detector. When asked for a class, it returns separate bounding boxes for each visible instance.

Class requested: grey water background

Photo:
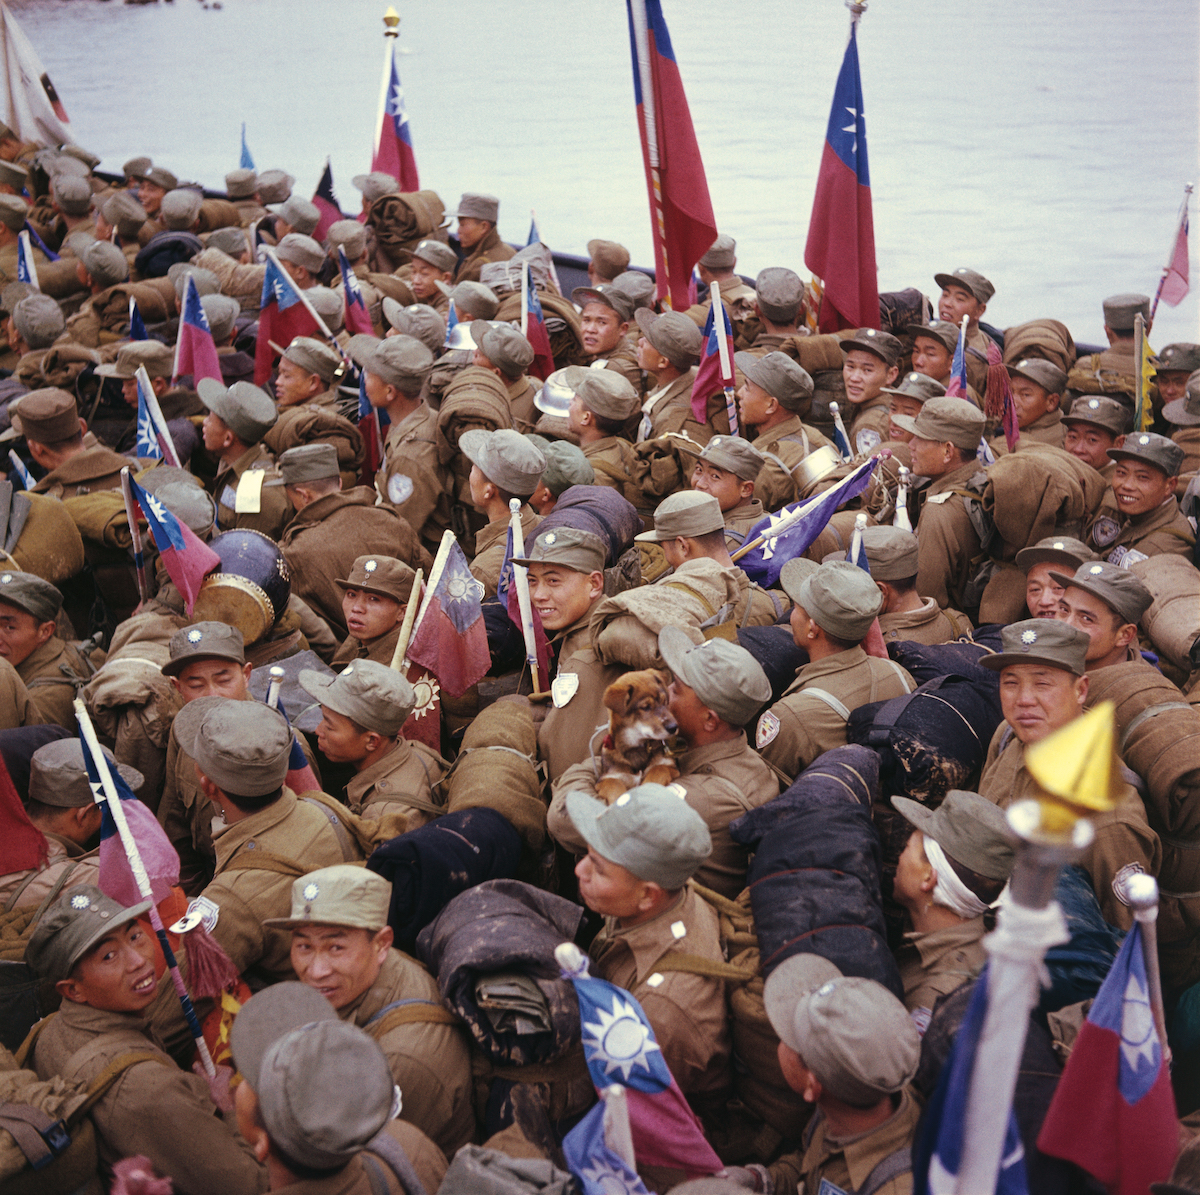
[10,0,1199,346]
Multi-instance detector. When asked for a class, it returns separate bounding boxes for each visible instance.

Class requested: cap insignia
[0,574,10,584]
[1052,541,1065,549]
[341,664,355,675]
[816,980,837,998]
[1021,629,1038,644]
[615,792,631,806]
[864,329,876,337]
[1138,435,1150,445]
[302,882,319,901]
[187,629,203,643]
[544,532,557,545]
[1089,564,1104,575]
[1088,399,1100,409]
[364,559,378,572]
[70,893,91,909]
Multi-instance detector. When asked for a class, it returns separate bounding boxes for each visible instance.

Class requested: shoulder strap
[363,1128,430,1195]
[644,950,754,984]
[13,1013,57,1069]
[798,687,852,721]
[364,998,460,1038]
[858,1145,913,1195]
[883,658,915,694]
[0,1102,70,1170]
[660,581,717,619]
[300,796,357,863]
[70,1050,173,1123]
[588,457,633,484]
[222,848,307,878]
[1120,701,1194,751]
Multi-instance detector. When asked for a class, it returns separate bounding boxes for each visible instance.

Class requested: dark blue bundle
[886,627,1004,686]
[737,624,808,704]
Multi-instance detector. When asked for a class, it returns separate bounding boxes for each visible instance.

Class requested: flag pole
[893,464,912,531]
[508,498,546,696]
[531,208,564,296]
[709,282,739,436]
[373,8,401,168]
[1134,312,1147,431]
[1125,873,1171,1068]
[1149,182,1193,329]
[136,365,181,467]
[119,467,152,604]
[75,699,217,1077]
[520,262,530,339]
[389,567,423,671]
[262,246,350,368]
[402,529,455,669]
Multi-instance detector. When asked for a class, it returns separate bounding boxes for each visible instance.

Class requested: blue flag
[913,966,1029,1195]
[563,1101,649,1195]
[443,297,458,348]
[526,213,541,248]
[21,221,58,263]
[128,297,147,341]
[136,374,163,460]
[947,321,969,398]
[240,122,255,170]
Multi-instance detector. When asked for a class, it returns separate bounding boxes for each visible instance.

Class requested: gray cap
[454,192,499,223]
[10,387,79,444]
[162,621,246,676]
[1007,357,1067,395]
[381,299,445,355]
[782,559,882,642]
[459,427,546,496]
[587,239,631,280]
[59,145,100,170]
[1014,535,1094,574]
[275,233,325,275]
[539,439,594,495]
[256,169,295,205]
[306,286,343,334]
[51,174,93,217]
[224,168,256,199]
[839,328,902,367]
[80,239,129,289]
[0,160,28,191]
[26,885,151,984]
[283,336,341,385]
[1153,343,1200,376]
[30,738,143,809]
[612,270,656,311]
[635,491,724,542]
[205,225,248,258]
[229,982,395,1170]
[755,267,804,323]
[1102,293,1151,333]
[168,263,219,299]
[1062,394,1129,435]
[438,279,500,320]
[0,280,34,315]
[101,190,146,239]
[1163,370,1200,428]
[326,219,366,262]
[567,783,711,888]
[160,188,202,231]
[299,660,415,738]
[95,339,174,380]
[265,865,391,932]
[141,166,177,191]
[1107,430,1184,477]
[152,478,215,536]
[857,525,919,581]
[1049,560,1153,626]
[906,320,960,353]
[575,369,640,421]
[890,396,986,451]
[572,283,634,324]
[197,378,277,444]
[275,443,340,485]
[12,293,64,349]
[412,238,457,273]
[201,293,240,344]
[698,434,764,482]
[471,321,534,377]
[979,618,1090,676]
[880,372,946,403]
[735,350,814,413]
[172,695,291,795]
[335,554,416,603]
[348,333,433,391]
[352,171,400,204]
[513,526,607,573]
[892,789,1016,882]
[272,195,319,237]
[934,267,995,305]
[633,308,702,371]
[0,570,63,622]
[0,194,28,232]
[763,958,919,1106]
[123,156,153,181]
[699,234,736,269]
[658,626,771,727]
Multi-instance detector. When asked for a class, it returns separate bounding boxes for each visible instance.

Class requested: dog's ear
[603,680,633,714]
[652,668,672,699]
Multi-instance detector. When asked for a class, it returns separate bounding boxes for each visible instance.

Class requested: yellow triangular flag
[1025,702,1121,813]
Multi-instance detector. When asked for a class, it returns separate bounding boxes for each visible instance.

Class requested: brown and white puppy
[596,668,680,800]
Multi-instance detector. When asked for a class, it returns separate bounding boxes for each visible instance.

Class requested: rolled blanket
[530,485,643,566]
[62,492,132,549]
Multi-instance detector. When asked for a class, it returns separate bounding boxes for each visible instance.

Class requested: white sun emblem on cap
[0,574,10,584]
[187,629,203,643]
[544,532,557,545]
[582,993,662,1082]
[1021,629,1038,644]
[1088,399,1100,409]
[341,664,355,675]
[1138,435,1151,445]
[70,893,91,909]
[815,980,837,998]
[1089,564,1104,575]
[1053,541,1065,549]
[364,559,378,572]
[302,882,319,901]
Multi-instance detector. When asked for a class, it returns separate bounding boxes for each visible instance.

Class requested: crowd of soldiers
[0,137,1199,1195]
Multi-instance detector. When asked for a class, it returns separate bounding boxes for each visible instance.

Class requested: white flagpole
[373,9,401,166]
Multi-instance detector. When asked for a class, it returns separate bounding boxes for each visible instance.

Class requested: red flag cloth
[804,22,879,331]
[626,0,717,311]
[128,473,220,614]
[1160,207,1190,306]
[338,246,375,338]
[254,258,319,386]
[175,275,222,386]
[372,43,420,192]
[311,160,343,243]
[985,339,1019,450]
[524,284,555,382]
[399,663,441,753]
[0,750,46,873]
[690,298,734,422]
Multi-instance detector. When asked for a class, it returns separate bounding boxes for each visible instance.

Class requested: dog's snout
[663,717,678,737]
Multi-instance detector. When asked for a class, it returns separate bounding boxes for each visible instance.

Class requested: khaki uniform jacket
[18,635,92,728]
[537,610,624,782]
[31,1000,264,1195]
[469,504,542,598]
[771,1088,921,1195]
[590,884,732,1098]
[331,623,402,668]
[914,459,985,611]
[879,598,973,646]
[896,917,988,1024]
[0,654,41,728]
[581,435,651,515]
[757,647,915,783]
[722,499,763,551]
[158,717,219,895]
[342,949,475,1158]
[990,407,1064,455]
[453,227,515,284]
[847,397,892,455]
[0,832,97,911]
[345,737,448,825]
[211,441,290,539]
[980,724,1161,930]
[752,415,837,512]
[377,402,453,555]
[271,1121,446,1195]
[584,345,644,396]
[965,325,994,399]
[638,368,702,443]
[30,444,131,498]
[1086,495,1195,565]
[281,487,432,640]
[506,375,539,434]
[1170,425,1200,483]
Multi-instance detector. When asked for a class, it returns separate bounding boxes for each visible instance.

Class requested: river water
[9,0,1199,347]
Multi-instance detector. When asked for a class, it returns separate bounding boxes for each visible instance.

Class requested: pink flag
[128,472,220,615]
[174,274,222,386]
[1160,207,1190,306]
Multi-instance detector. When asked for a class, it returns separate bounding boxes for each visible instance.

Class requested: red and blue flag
[524,282,554,381]
[945,321,969,399]
[311,159,343,243]
[338,245,374,338]
[496,520,551,692]
[135,373,169,462]
[255,255,318,385]
[128,296,148,341]
[358,367,389,485]
[372,43,419,192]
[689,296,734,423]
[174,274,222,387]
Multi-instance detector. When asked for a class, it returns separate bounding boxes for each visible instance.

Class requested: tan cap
[698,434,764,482]
[160,188,202,231]
[256,169,295,204]
[635,491,724,542]
[351,171,400,203]
[162,621,246,676]
[572,283,634,324]
[95,339,174,380]
[299,660,415,737]
[141,166,177,191]
[782,558,882,641]
[265,864,391,931]
[11,294,63,350]
[0,161,28,191]
[101,190,147,239]
[1163,369,1200,428]
[1007,357,1067,394]
[890,395,985,451]
[880,371,946,403]
[857,524,918,580]
[471,321,534,377]
[197,378,277,444]
[1152,343,1200,376]
[658,626,771,727]
[30,738,143,808]
[326,219,367,262]
[1014,535,1094,573]
[348,333,433,391]
[699,234,736,269]
[1107,430,1184,477]
[168,262,219,300]
[0,194,28,232]
[438,280,500,319]
[11,388,80,444]
[459,427,546,496]
[587,239,631,280]
[1048,560,1153,626]
[754,267,804,322]
[413,238,457,272]
[934,267,995,305]
[839,327,902,366]
[1062,394,1129,435]
[51,173,92,217]
[539,439,594,495]
[272,195,320,237]
[224,168,256,199]
[274,443,340,486]
[905,320,960,353]
[575,369,640,421]
[0,570,62,622]
[735,350,814,413]
[334,555,416,603]
[454,192,499,223]
[172,695,291,796]
[381,300,445,355]
[123,156,152,181]
[891,789,1015,882]
[566,783,711,889]
[26,885,151,984]
[202,293,240,344]
[634,307,703,371]
[513,526,606,573]
[979,618,1089,676]
[283,336,341,385]
[275,232,325,275]
[1102,293,1150,333]
[611,270,656,311]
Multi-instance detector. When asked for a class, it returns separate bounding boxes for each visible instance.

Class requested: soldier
[587,238,631,285]
[1086,432,1194,564]
[0,196,45,287]
[1152,342,1200,415]
[229,980,449,1194]
[1013,535,1094,619]
[993,357,1067,452]
[755,560,914,783]
[1079,293,1151,400]
[45,173,96,248]
[203,292,255,387]
[436,278,500,322]
[891,397,987,611]
[24,885,265,1193]
[755,955,921,1195]
[573,283,642,391]
[1051,560,1153,672]
[275,443,430,640]
[408,239,456,313]
[691,234,756,330]
[1162,369,1200,481]
[94,337,175,414]
[272,336,344,413]
[1062,394,1129,478]
[352,170,400,217]
[73,239,129,300]
[839,328,902,454]
[530,440,593,516]
[905,319,983,406]
[743,267,806,354]
[690,433,765,550]
[571,782,733,1109]
[633,307,703,440]
[332,554,415,666]
[978,619,1159,929]
[95,190,148,267]
[882,372,945,444]
[300,662,447,826]
[0,158,26,196]
[735,350,835,511]
[382,299,445,355]
[275,232,325,290]
[934,266,997,398]
[158,188,202,235]
[257,169,295,207]
[266,866,474,1160]
[451,192,514,283]
[551,627,776,898]
[612,269,656,314]
[567,368,646,511]
[270,194,320,241]
[136,164,177,220]
[470,320,538,432]
[8,292,64,365]
[225,167,267,225]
